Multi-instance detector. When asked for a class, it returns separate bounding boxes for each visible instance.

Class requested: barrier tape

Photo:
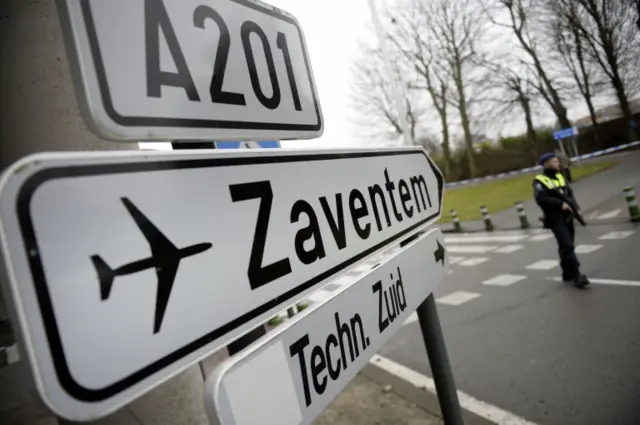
[444,141,640,189]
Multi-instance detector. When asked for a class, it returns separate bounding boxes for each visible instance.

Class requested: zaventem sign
[205,228,449,425]
[0,147,443,420]
[57,0,323,141]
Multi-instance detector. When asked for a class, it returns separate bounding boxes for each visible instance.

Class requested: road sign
[553,126,578,140]
[215,141,281,149]
[0,146,443,420]
[204,228,448,425]
[57,0,323,142]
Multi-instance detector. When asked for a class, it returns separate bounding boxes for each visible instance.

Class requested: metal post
[558,138,567,156]
[416,296,465,425]
[623,187,640,222]
[399,233,464,425]
[515,201,530,229]
[480,205,494,231]
[450,209,462,233]
[287,306,297,318]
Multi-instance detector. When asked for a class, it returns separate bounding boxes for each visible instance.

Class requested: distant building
[571,99,640,129]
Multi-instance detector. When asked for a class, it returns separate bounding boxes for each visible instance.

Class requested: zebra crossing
[270,226,637,327]
[430,228,638,312]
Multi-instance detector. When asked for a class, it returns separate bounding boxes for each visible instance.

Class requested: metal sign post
[399,232,464,425]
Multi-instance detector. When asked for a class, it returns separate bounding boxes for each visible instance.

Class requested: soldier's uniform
[533,153,589,287]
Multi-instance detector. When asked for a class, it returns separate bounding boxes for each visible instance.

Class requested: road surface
[380,224,640,425]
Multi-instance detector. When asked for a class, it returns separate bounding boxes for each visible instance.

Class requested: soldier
[533,153,589,288]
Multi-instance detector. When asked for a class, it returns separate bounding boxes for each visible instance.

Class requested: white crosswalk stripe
[599,231,634,240]
[447,245,497,254]
[596,209,621,220]
[546,276,640,287]
[526,259,559,270]
[483,274,527,286]
[494,244,524,253]
[529,234,554,241]
[575,244,602,254]
[458,257,489,267]
[437,291,481,306]
[445,235,528,243]
[449,256,467,264]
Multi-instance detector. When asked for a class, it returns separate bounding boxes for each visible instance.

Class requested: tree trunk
[440,108,452,177]
[572,29,600,146]
[611,75,637,143]
[459,100,477,176]
[521,97,538,160]
[454,63,477,177]
[585,96,601,147]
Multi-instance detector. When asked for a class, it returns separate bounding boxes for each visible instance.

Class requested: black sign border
[16,149,443,402]
[65,0,323,135]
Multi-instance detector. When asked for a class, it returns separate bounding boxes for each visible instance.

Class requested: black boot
[573,274,590,288]
[579,274,590,286]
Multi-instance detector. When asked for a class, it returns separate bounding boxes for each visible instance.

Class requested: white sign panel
[57,0,323,141]
[204,228,448,425]
[0,147,442,420]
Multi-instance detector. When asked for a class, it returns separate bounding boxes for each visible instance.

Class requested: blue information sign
[552,127,578,141]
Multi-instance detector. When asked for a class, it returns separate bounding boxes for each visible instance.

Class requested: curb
[361,361,495,425]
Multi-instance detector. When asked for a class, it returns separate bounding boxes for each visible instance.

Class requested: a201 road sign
[57,0,323,141]
[0,147,443,421]
[204,228,448,425]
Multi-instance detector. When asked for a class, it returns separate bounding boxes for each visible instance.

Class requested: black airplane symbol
[90,197,212,334]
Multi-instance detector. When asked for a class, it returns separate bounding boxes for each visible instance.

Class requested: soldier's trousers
[548,218,580,280]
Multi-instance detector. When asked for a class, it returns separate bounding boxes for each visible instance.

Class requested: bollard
[515,201,530,229]
[286,306,297,318]
[480,205,494,231]
[623,187,640,222]
[449,209,462,232]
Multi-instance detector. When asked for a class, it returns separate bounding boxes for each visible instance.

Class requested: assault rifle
[555,189,586,227]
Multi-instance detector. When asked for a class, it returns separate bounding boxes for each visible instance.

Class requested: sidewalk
[313,373,442,425]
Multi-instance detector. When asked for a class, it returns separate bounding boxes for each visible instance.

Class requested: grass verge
[437,160,617,223]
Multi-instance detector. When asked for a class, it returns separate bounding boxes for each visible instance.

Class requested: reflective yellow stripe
[535,173,566,189]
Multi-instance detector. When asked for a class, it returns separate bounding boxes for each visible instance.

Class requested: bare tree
[413,62,453,176]
[389,0,486,177]
[385,1,453,175]
[483,0,573,130]
[349,43,425,143]
[545,0,604,143]
[480,59,541,158]
[428,0,487,176]
[553,0,640,141]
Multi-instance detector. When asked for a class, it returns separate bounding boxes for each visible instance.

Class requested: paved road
[447,150,640,232]
[380,224,640,425]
